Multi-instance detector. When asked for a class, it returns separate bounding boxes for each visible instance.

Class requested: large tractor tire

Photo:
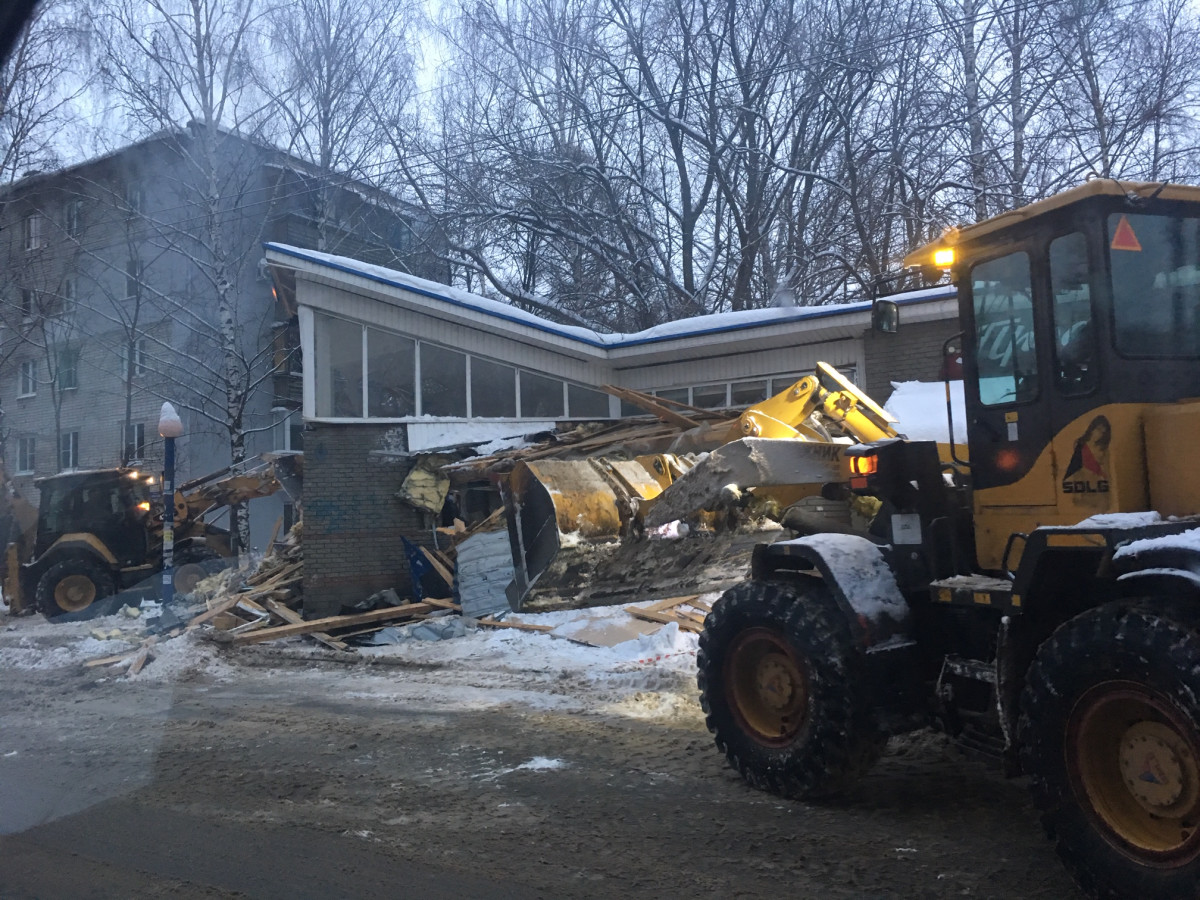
[1019,602,1200,900]
[37,557,116,618]
[697,577,884,799]
[172,545,224,596]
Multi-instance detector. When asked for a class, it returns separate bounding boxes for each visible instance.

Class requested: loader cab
[904,182,1200,572]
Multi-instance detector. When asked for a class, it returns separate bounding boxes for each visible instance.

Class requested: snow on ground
[0,593,720,721]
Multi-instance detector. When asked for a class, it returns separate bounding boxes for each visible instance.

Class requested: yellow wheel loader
[4,458,293,619]
[697,181,1200,900]
[504,363,901,611]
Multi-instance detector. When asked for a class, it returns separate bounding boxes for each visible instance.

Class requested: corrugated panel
[454,529,515,618]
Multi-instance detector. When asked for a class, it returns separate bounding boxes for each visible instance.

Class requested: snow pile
[885,381,967,444]
[1113,526,1200,560]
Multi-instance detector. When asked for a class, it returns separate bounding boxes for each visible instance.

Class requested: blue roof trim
[264,242,956,350]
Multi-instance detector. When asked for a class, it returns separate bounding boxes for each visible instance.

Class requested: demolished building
[263,244,958,617]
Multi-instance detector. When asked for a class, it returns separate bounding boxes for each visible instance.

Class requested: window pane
[692,384,728,409]
[421,344,467,416]
[568,384,609,418]
[520,371,563,417]
[367,328,415,417]
[1050,233,1097,394]
[972,252,1037,406]
[770,375,803,395]
[731,381,768,406]
[314,313,363,417]
[471,358,516,417]
[1110,213,1200,357]
[655,387,689,405]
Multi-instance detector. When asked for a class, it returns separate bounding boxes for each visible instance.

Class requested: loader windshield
[1109,212,1200,358]
[971,251,1039,406]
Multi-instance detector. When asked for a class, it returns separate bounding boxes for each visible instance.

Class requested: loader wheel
[697,577,883,799]
[1020,602,1200,900]
[37,558,116,618]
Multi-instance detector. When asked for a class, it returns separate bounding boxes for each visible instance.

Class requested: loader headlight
[137,501,151,512]
[933,248,955,268]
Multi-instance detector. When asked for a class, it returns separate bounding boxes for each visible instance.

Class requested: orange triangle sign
[1111,215,1143,252]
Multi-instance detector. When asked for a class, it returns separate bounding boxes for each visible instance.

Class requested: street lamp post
[158,402,183,607]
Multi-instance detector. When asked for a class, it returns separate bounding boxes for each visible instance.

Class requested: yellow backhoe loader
[504,362,901,611]
[4,457,296,618]
[697,180,1200,900]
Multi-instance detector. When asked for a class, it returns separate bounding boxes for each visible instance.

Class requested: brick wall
[863,319,961,403]
[301,422,428,617]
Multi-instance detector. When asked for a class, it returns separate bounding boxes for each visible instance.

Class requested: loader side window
[1050,232,1098,394]
[1110,213,1200,358]
[971,251,1038,406]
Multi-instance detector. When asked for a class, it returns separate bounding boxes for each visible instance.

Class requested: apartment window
[123,423,145,461]
[16,437,35,475]
[23,213,42,251]
[65,199,83,238]
[125,258,142,299]
[125,185,143,214]
[60,277,76,315]
[18,359,36,397]
[20,288,33,320]
[58,347,79,390]
[59,430,79,470]
[121,338,147,378]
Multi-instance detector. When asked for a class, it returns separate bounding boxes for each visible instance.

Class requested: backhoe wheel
[173,546,222,595]
[37,558,116,618]
[1020,602,1200,900]
[697,577,883,799]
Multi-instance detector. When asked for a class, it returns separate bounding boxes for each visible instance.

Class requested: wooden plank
[677,610,708,627]
[247,560,302,587]
[127,645,153,675]
[187,593,243,629]
[600,385,698,429]
[263,599,350,652]
[641,593,701,613]
[476,617,553,633]
[627,607,703,633]
[84,649,139,668]
[230,601,436,645]
[266,515,283,551]
[421,596,462,612]
[419,547,455,589]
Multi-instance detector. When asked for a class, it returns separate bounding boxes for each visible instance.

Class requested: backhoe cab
[698,181,1200,900]
[5,459,290,619]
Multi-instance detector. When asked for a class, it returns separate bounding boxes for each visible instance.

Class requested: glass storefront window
[471,358,517,417]
[692,384,729,409]
[568,384,610,418]
[314,313,363,417]
[520,371,564,417]
[420,344,467,416]
[367,328,415,417]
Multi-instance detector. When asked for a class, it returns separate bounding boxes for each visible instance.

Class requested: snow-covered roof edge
[265,242,957,351]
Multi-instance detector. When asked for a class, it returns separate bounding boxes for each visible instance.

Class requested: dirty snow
[0,594,721,718]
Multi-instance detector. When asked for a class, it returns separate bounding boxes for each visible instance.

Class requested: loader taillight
[849,455,878,476]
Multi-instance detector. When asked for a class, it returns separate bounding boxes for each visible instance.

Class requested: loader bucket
[504,455,694,608]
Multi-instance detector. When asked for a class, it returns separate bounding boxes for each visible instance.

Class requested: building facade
[0,128,444,549]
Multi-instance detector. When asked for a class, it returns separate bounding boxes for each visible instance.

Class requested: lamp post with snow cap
[158,402,184,607]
